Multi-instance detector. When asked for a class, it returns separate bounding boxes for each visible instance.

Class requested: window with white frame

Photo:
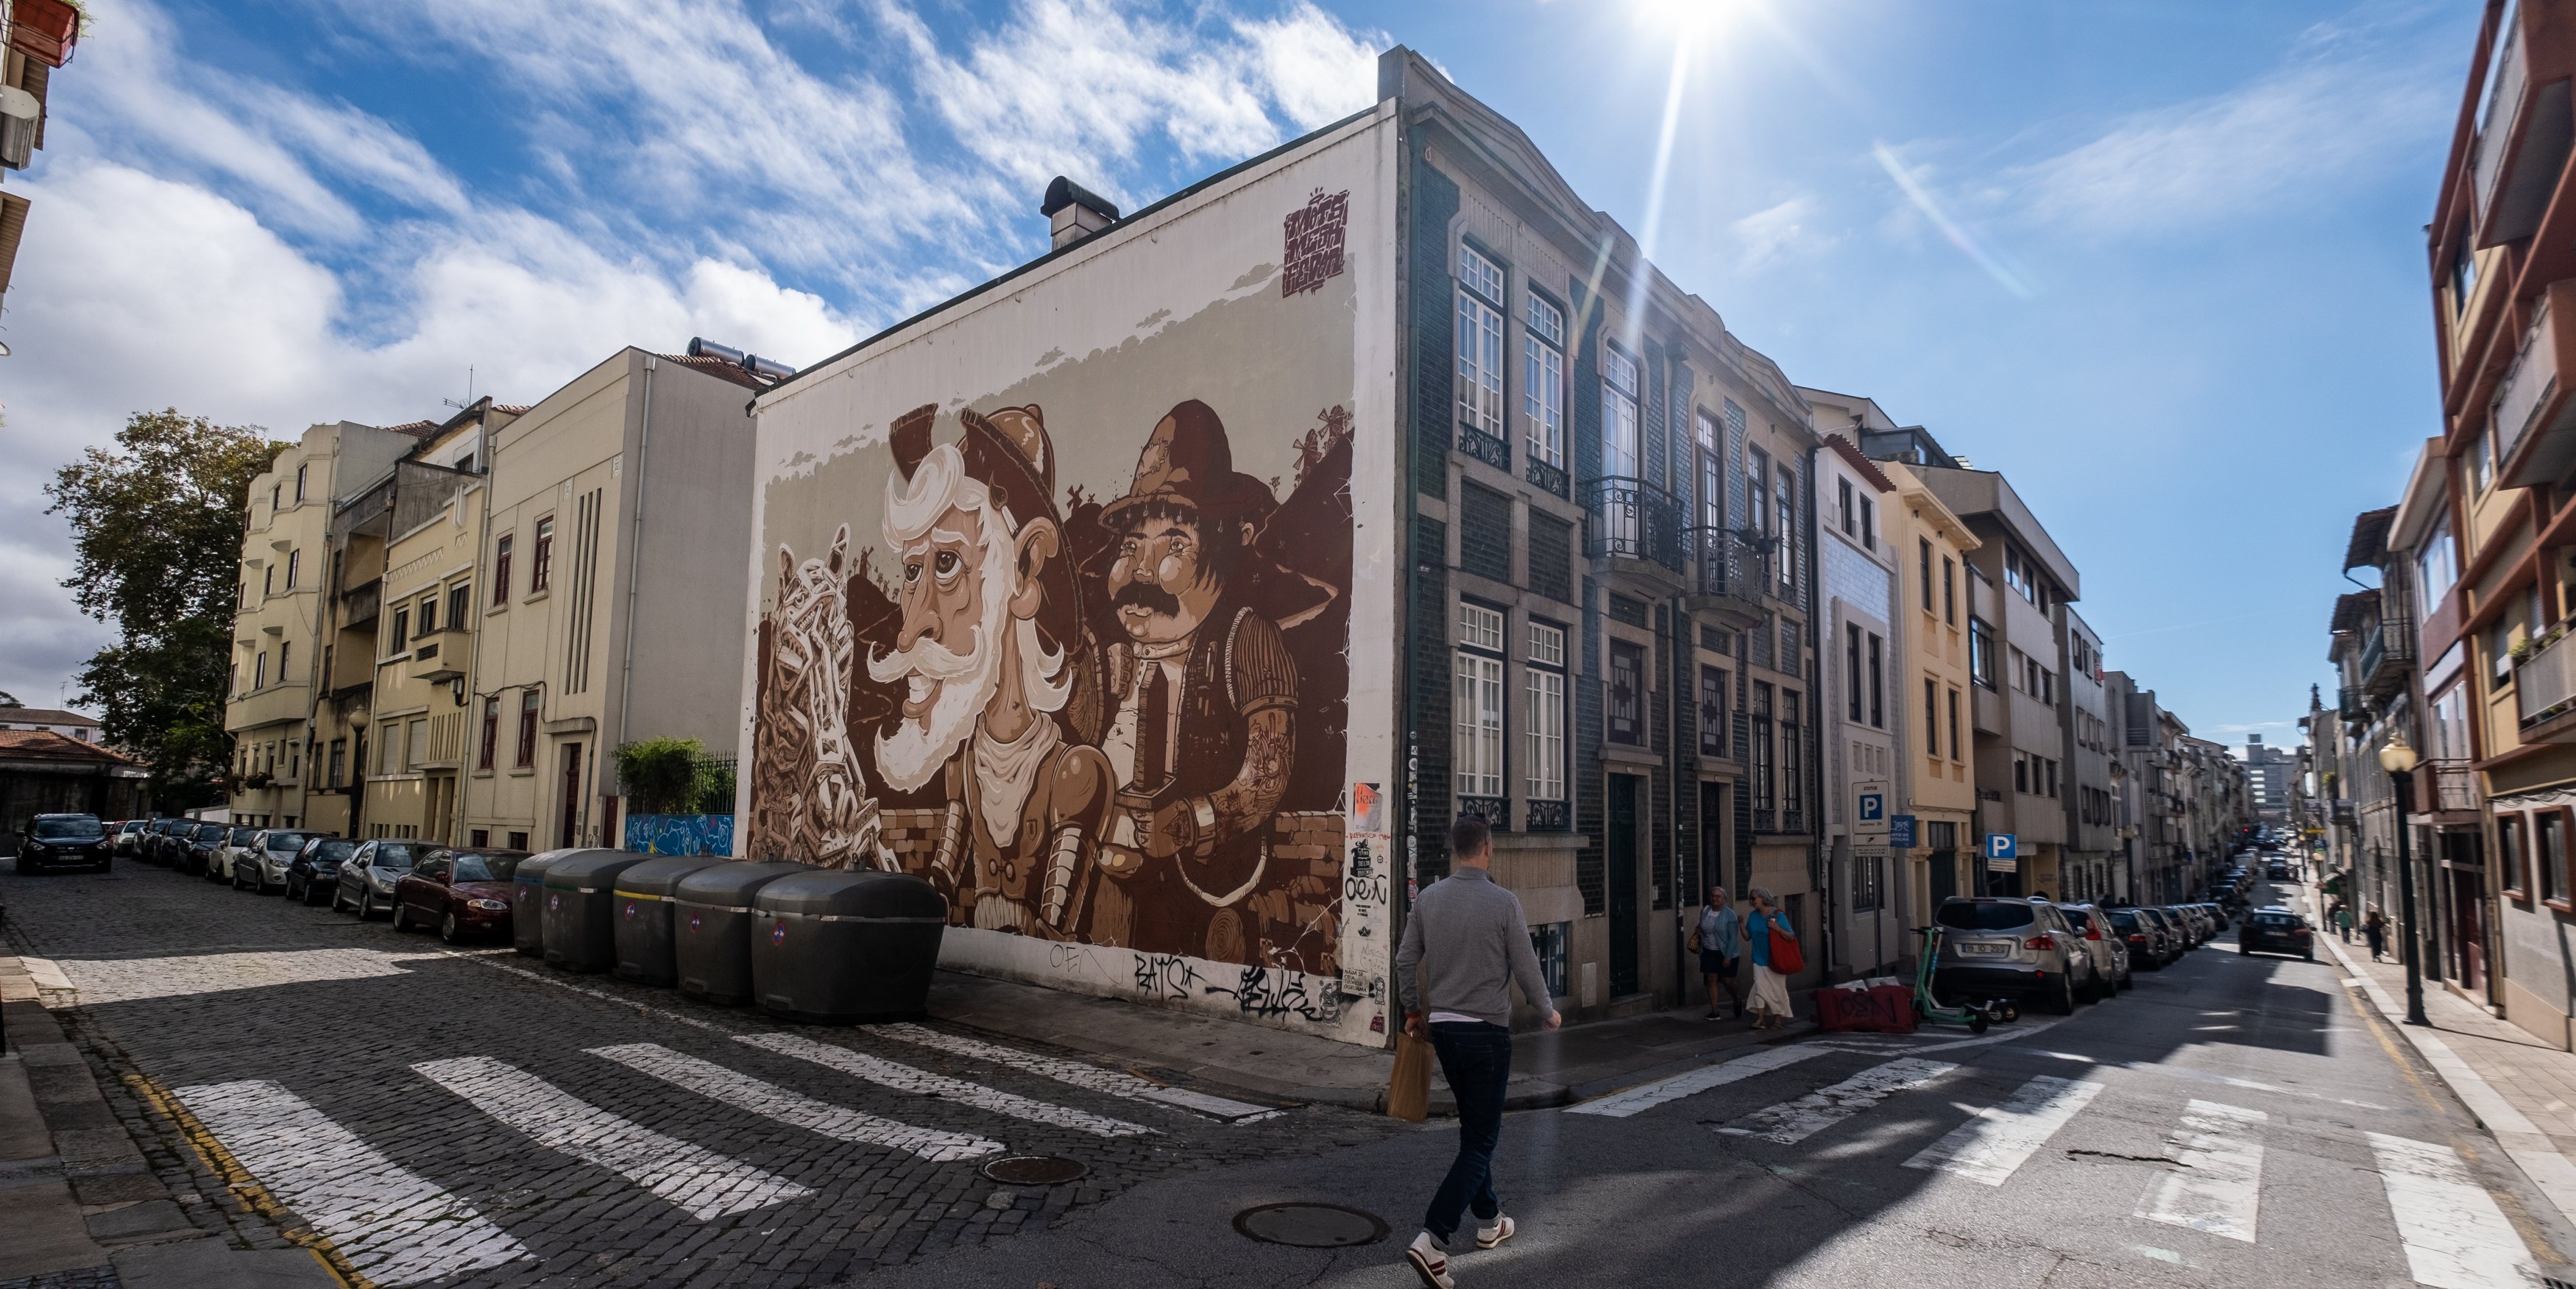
[1604,345,1641,478]
[1526,620,1567,803]
[1455,601,1506,799]
[1456,245,1506,441]
[1524,294,1565,466]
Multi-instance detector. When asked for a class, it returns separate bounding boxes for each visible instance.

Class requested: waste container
[611,855,725,987]
[542,850,651,973]
[509,850,584,958]
[750,869,948,1023]
[672,861,809,1005]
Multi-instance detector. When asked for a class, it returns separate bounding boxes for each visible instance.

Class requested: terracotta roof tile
[0,707,99,726]
[0,728,134,764]
[658,352,772,391]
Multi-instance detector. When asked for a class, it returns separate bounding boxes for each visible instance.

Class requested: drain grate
[980,1154,1089,1185]
[1232,1201,1390,1248]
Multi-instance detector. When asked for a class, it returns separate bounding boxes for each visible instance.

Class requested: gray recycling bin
[610,855,724,987]
[509,850,584,958]
[749,870,948,1024]
[672,861,808,1005]
[542,850,651,973]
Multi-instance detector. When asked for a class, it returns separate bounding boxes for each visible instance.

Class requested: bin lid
[544,850,651,892]
[754,869,947,922]
[613,855,725,899]
[673,860,810,910]
[512,851,577,886]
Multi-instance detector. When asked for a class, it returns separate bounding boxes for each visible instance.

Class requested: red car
[391,846,532,943]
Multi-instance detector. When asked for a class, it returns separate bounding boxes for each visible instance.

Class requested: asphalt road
[5,858,2562,1289]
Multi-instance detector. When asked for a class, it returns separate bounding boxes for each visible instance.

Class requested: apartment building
[2242,734,2296,825]
[357,402,517,842]
[1804,430,1903,977]
[459,347,770,853]
[2059,606,2117,903]
[224,420,422,828]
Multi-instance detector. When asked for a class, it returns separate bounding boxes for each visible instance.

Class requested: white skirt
[1749,964,1794,1016]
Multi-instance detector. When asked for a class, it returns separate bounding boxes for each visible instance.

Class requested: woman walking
[1697,885,1744,1020]
[2364,908,2389,962]
[1744,887,1798,1029]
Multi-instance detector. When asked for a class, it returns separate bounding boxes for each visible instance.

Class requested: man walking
[1395,817,1560,1288]
[1698,884,1743,1020]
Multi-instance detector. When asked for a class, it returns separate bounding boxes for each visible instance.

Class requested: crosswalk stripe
[175,1080,528,1285]
[874,1023,1278,1122]
[414,1056,813,1220]
[2367,1132,2542,1289]
[587,1043,1004,1162]
[2136,1099,2265,1242]
[739,1031,1152,1138]
[1568,1044,1833,1118]
[1714,1057,1956,1144]
[1903,1075,2101,1185]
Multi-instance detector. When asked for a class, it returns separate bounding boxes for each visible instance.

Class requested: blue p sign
[1985,833,2018,861]
[1858,792,1885,823]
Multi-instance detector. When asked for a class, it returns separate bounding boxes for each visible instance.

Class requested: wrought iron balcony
[2359,616,2413,700]
[1580,475,1682,572]
[2337,685,2367,725]
[1685,526,1772,626]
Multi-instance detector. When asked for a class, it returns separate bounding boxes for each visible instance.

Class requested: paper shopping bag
[1386,1030,1432,1123]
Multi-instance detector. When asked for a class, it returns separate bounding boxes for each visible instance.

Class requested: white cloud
[2006,45,2446,240]
[1730,193,1830,266]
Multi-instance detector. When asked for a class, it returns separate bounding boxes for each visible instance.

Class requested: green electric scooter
[1913,925,2011,1033]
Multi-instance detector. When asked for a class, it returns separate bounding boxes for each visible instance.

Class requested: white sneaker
[1404,1231,1454,1288]
[1475,1214,1515,1249]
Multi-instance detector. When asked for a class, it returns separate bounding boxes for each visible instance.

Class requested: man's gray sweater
[1394,865,1554,1029]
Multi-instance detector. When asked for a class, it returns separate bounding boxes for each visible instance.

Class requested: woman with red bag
[1744,887,1801,1029]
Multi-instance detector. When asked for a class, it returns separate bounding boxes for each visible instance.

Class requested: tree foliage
[46,410,285,804]
[614,736,734,814]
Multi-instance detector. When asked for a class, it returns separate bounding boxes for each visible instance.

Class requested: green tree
[46,410,285,806]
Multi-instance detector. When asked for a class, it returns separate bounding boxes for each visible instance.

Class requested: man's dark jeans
[1423,1020,1512,1243]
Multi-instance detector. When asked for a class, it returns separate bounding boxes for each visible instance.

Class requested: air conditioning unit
[0,86,37,170]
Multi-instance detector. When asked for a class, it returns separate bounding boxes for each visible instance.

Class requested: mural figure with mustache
[871,404,1114,937]
[1091,400,1300,962]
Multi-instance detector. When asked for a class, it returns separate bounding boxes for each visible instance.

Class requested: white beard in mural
[866,452,1026,795]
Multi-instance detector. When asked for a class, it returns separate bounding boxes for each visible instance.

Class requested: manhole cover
[1232,1202,1390,1248]
[980,1155,1088,1185]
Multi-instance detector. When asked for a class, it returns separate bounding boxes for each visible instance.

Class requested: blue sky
[0,0,2476,753]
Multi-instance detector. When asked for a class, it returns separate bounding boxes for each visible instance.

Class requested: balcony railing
[2338,684,2367,725]
[2425,760,2480,813]
[2360,615,2414,700]
[2516,627,2576,728]
[1688,526,1772,598]
[1580,475,1682,572]
[2496,296,2558,470]
[2473,11,2529,238]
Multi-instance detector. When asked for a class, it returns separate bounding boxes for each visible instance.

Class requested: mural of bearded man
[870,404,1114,937]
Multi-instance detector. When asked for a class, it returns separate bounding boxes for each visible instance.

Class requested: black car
[285,837,360,904]
[2241,908,2315,960]
[148,818,194,865]
[2106,907,2170,969]
[16,814,110,873]
[180,821,227,875]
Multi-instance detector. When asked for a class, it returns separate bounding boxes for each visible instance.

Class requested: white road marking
[1815,1018,2066,1056]
[413,1056,811,1220]
[739,1032,1151,1137]
[1568,1044,1833,1118]
[875,1023,1277,1122]
[38,948,445,1005]
[1903,1075,2102,1185]
[587,1043,1002,1162]
[2368,1132,2542,1289]
[2135,1099,2265,1242]
[1714,1057,1956,1144]
[174,1079,527,1285]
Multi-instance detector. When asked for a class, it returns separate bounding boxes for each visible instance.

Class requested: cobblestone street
[0,861,1404,1287]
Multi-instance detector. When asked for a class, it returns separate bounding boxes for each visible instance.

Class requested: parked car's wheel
[359,890,378,921]
[2042,973,2076,1015]
[391,901,412,933]
[306,881,330,907]
[440,912,461,944]
[330,885,347,912]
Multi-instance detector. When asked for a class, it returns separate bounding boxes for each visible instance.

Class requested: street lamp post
[2378,735,2430,1026]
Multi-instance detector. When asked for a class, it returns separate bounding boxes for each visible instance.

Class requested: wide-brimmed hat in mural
[1097,399,1277,533]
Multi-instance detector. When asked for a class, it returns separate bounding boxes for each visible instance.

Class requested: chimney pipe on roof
[1041,176,1119,250]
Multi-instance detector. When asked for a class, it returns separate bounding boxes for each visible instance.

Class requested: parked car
[333,840,422,918]
[391,847,531,943]
[2165,904,2211,948]
[15,814,111,873]
[110,820,149,861]
[206,825,261,883]
[285,837,360,905]
[2106,906,2172,969]
[2264,861,2291,881]
[144,818,191,864]
[180,822,229,875]
[2056,903,2131,997]
[233,830,325,893]
[2242,907,2316,960]
[1932,897,2098,1014]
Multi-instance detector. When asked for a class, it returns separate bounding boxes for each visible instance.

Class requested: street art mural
[743,124,1387,1029]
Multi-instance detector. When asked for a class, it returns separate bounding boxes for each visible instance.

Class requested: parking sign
[1855,780,1889,839]
[1985,833,2017,861]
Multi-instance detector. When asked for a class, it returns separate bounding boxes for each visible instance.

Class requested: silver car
[206,825,260,883]
[2056,903,2131,999]
[233,829,325,893]
[1933,897,2100,1014]
[332,839,422,919]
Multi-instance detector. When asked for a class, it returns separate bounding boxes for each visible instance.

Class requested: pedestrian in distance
[1393,815,1560,1289]
[2364,908,2389,962]
[1697,884,1744,1020]
[1744,886,1798,1030]
[2335,902,2354,942]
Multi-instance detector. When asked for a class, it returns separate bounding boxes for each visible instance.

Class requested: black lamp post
[2378,734,2430,1026]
